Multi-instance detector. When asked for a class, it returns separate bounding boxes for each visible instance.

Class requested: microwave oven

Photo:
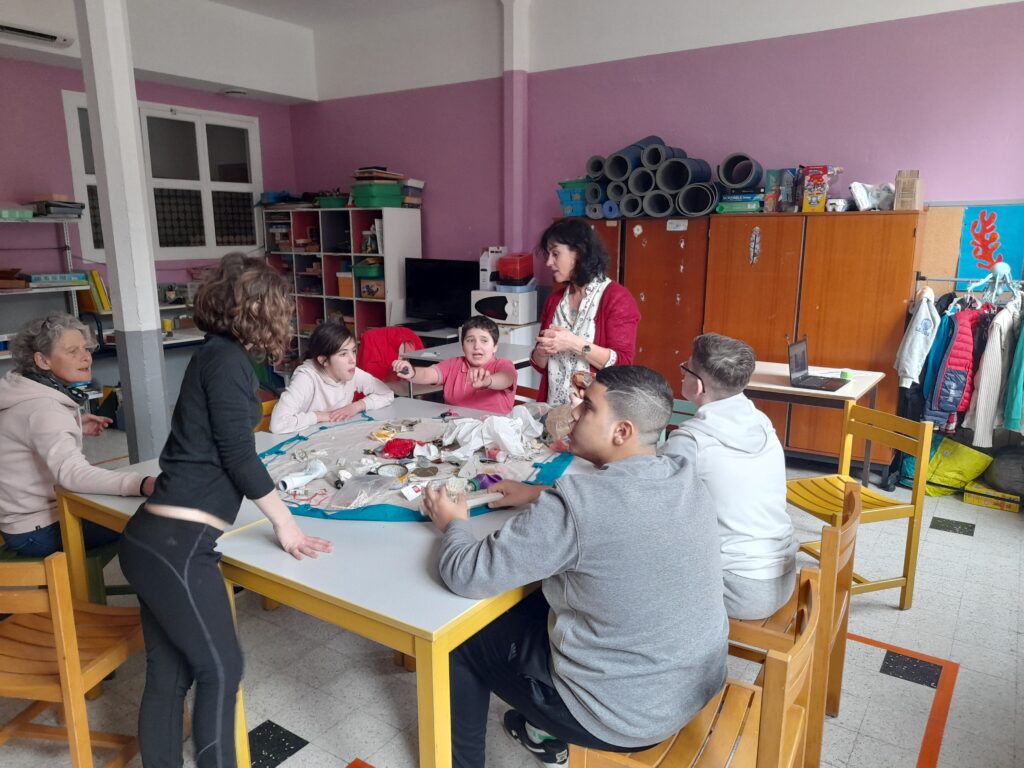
[470,290,537,325]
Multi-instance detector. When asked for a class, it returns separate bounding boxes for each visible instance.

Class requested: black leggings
[118,507,242,768]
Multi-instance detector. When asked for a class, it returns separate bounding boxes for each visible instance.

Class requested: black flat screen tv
[404,258,479,328]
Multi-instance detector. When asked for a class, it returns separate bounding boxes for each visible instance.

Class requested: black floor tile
[879,650,943,688]
[248,720,308,768]
[929,516,976,536]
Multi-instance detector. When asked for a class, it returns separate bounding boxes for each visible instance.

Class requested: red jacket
[357,326,424,381]
[533,281,641,402]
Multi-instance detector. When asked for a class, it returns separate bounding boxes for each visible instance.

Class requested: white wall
[528,0,1022,72]
[313,0,503,100]
[0,0,317,101]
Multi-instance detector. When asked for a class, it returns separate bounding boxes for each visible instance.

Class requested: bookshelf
[0,218,79,361]
[263,206,422,375]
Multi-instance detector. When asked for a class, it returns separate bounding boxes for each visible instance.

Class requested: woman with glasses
[0,312,155,557]
[532,218,640,406]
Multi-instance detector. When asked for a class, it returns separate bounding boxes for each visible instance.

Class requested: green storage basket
[353,262,384,279]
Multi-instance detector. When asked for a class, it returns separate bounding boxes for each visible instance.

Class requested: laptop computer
[787,339,847,391]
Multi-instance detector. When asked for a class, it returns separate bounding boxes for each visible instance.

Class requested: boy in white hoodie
[662,333,796,620]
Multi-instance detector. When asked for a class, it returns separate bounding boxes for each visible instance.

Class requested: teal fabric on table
[284,451,575,523]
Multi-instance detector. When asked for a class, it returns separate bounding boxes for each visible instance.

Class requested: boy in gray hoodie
[422,365,728,768]
[663,333,797,620]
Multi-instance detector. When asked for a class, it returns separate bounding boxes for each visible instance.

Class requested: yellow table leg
[57,493,89,603]
[415,635,451,768]
[225,578,252,768]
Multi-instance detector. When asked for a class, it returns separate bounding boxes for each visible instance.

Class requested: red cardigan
[533,281,641,402]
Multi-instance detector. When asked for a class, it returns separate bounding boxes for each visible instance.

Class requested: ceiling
[207,0,453,29]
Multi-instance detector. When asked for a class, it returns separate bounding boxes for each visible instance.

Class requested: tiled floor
[3,437,1023,767]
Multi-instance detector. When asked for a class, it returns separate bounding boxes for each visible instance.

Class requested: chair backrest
[0,553,82,670]
[356,326,424,381]
[758,568,820,768]
[837,402,933,502]
[821,482,861,643]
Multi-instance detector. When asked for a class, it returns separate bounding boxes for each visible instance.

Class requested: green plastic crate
[558,178,589,190]
[353,262,384,278]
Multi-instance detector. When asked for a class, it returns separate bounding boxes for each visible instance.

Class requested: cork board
[919,206,965,295]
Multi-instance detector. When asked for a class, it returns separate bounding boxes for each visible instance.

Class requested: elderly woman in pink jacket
[0,313,156,557]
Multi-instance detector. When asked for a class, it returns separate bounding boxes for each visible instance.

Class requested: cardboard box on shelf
[359,278,386,299]
[963,479,1020,513]
[893,169,924,211]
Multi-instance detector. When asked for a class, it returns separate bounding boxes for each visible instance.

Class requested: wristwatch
[580,343,592,357]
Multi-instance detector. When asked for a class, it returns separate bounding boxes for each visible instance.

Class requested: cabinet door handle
[749,226,762,265]
[675,293,681,306]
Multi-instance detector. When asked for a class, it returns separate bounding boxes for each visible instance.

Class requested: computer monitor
[404,258,480,328]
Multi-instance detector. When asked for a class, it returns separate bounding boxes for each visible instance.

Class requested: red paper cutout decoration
[971,209,1004,269]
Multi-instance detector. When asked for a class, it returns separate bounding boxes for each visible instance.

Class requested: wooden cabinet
[704,214,806,438]
[788,214,923,458]
[623,217,709,386]
[704,211,924,463]
[585,219,623,282]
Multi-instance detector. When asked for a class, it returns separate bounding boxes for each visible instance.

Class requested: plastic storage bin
[498,253,534,285]
[336,272,355,297]
[353,261,384,279]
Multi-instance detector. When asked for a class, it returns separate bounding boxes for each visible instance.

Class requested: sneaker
[502,709,568,767]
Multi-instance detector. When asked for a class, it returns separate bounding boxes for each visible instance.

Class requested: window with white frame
[62,91,263,262]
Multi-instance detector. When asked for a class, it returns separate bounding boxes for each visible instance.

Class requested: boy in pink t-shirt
[393,316,517,413]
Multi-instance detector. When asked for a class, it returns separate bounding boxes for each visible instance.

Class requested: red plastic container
[498,253,533,285]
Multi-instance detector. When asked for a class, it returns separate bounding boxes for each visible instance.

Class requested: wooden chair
[730,483,861,768]
[0,536,126,607]
[255,390,277,433]
[786,402,931,610]
[0,552,144,767]
[569,569,820,768]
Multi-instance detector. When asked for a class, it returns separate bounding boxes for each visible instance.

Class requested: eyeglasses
[679,362,702,383]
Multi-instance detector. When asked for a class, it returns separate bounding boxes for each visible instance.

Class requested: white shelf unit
[263,206,422,373]
[0,218,79,362]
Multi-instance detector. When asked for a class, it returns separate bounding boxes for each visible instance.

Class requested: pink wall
[0,56,297,281]
[290,77,503,262]
[526,3,1024,247]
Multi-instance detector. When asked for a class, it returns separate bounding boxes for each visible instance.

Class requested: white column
[501,0,531,252]
[74,0,169,462]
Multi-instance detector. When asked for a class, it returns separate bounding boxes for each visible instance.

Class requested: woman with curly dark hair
[118,253,332,768]
[531,218,641,405]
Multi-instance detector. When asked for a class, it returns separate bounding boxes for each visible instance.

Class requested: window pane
[206,124,251,183]
[86,184,104,249]
[212,191,256,245]
[154,189,205,247]
[146,116,200,180]
[78,108,95,175]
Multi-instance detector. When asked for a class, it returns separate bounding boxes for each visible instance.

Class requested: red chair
[356,326,424,393]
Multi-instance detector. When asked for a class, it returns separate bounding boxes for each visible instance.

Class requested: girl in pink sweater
[269,321,394,433]
[392,316,517,414]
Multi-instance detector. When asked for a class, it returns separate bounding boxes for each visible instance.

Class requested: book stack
[77,270,112,311]
[351,167,425,208]
[716,192,764,214]
[32,197,85,218]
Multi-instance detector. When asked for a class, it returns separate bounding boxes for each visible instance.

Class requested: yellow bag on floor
[925,437,993,496]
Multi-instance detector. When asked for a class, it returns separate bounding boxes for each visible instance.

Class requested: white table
[745,361,885,485]
[57,397,576,768]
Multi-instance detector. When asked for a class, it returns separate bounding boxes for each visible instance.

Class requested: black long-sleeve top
[148,333,275,524]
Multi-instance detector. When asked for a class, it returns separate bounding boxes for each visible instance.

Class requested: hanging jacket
[921,307,957,409]
[932,307,984,413]
[894,287,940,388]
[1003,314,1024,431]
[964,303,1020,447]
[356,326,424,381]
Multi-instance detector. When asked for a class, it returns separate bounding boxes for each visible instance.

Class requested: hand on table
[81,414,113,437]
[487,480,545,509]
[392,359,415,380]
[317,403,363,423]
[467,367,493,390]
[141,476,157,496]
[536,326,581,356]
[274,519,333,560]
[422,484,468,532]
